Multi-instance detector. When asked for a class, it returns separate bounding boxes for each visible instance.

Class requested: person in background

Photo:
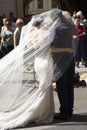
[9,17,16,32]
[83,19,87,67]
[0,24,1,39]
[0,24,3,58]
[1,18,8,33]
[9,12,16,22]
[75,17,86,67]
[76,11,84,24]
[14,18,24,47]
[1,19,14,54]
[72,18,79,63]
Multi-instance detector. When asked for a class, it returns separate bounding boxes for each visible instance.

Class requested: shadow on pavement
[53,113,87,126]
[71,113,87,122]
[15,113,87,129]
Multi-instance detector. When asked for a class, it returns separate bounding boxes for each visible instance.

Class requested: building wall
[0,0,57,18]
[16,0,24,18]
[28,0,58,14]
[0,0,87,18]
[0,0,17,17]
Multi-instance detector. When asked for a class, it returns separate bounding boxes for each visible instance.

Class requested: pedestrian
[1,19,14,54]
[83,19,87,66]
[14,18,24,47]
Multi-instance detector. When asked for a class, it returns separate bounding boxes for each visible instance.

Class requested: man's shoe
[54,113,69,121]
[69,113,73,118]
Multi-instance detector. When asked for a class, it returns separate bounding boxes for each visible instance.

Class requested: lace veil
[0,9,76,129]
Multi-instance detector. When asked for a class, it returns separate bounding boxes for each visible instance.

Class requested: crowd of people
[72,11,87,67]
[0,12,32,58]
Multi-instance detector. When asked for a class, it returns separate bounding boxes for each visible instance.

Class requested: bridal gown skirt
[0,50,55,130]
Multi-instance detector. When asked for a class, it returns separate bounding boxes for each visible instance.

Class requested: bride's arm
[51,47,73,53]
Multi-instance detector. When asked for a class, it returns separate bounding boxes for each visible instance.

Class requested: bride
[0,9,75,129]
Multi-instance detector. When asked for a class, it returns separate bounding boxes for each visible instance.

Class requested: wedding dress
[0,9,76,130]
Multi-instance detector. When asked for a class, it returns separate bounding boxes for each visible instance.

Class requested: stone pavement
[13,66,87,130]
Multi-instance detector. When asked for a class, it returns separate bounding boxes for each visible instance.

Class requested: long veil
[0,9,76,129]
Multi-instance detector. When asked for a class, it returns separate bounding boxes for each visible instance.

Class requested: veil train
[0,9,76,129]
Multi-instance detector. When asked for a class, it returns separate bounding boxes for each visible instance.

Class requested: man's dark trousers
[56,59,75,117]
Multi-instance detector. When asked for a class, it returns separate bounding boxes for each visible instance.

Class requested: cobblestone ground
[2,66,87,130]
[14,86,87,130]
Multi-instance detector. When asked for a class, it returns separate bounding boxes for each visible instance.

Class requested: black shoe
[54,113,69,121]
[69,113,73,118]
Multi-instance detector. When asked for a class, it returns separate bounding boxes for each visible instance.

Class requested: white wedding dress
[0,10,57,130]
[0,50,54,130]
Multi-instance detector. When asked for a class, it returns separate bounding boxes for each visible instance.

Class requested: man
[51,11,77,120]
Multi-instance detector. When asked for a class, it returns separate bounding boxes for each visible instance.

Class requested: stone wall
[0,0,17,17]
